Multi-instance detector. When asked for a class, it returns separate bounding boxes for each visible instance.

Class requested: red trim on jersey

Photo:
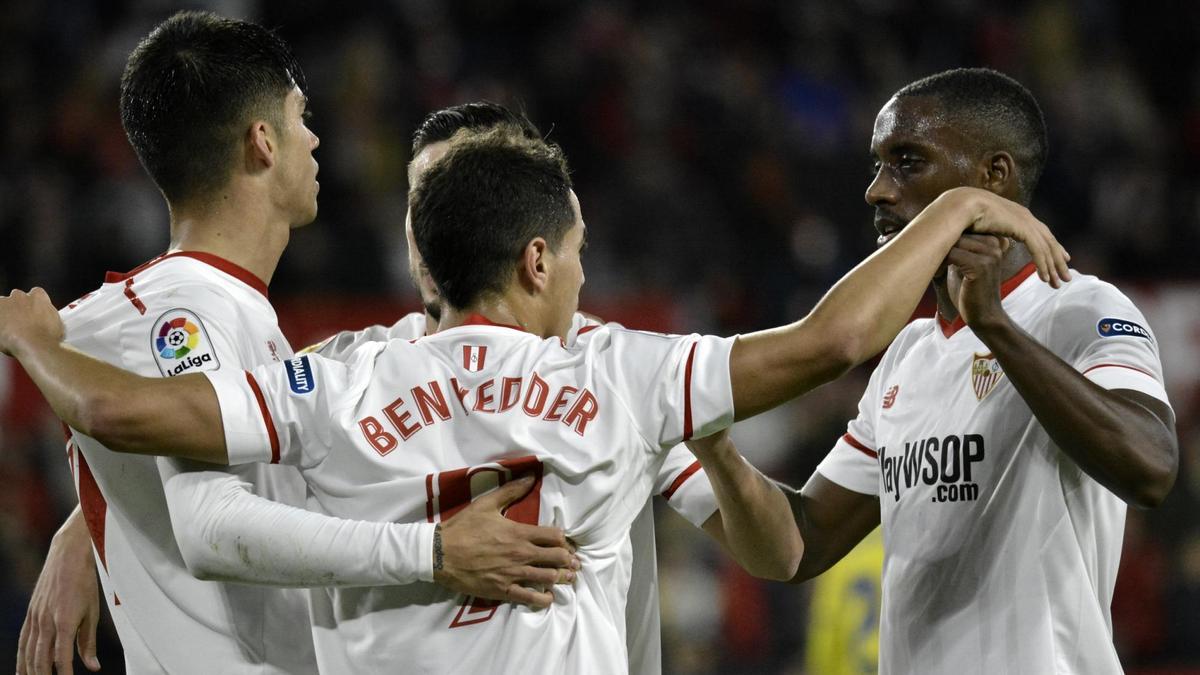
[682,342,698,441]
[459,314,529,333]
[122,278,147,315]
[1081,363,1158,381]
[577,324,599,336]
[76,451,109,570]
[244,371,281,464]
[937,262,1037,338]
[662,461,703,500]
[105,251,269,298]
[841,433,878,459]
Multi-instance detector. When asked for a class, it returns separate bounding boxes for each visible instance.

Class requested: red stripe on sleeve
[682,342,698,441]
[1081,363,1158,380]
[662,461,703,500]
[841,433,877,459]
[244,371,281,464]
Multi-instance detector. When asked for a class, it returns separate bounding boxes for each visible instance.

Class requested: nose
[310,128,320,151]
[865,167,898,207]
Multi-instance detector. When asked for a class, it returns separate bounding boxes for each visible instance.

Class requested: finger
[513,565,572,588]
[77,606,100,671]
[34,620,55,675]
[944,248,995,271]
[471,476,536,511]
[53,622,75,675]
[505,584,554,610]
[520,543,574,569]
[17,611,33,675]
[505,521,568,549]
[950,236,1004,257]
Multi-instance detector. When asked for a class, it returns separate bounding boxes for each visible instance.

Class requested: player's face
[405,141,450,319]
[276,86,321,227]
[866,96,979,254]
[544,191,586,340]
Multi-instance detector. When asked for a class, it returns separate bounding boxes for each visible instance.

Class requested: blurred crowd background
[2,0,1198,673]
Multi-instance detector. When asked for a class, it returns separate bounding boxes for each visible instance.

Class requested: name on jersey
[1097,317,1151,340]
[358,372,599,457]
[879,434,985,504]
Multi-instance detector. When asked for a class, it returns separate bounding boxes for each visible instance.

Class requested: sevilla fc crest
[971,353,1005,401]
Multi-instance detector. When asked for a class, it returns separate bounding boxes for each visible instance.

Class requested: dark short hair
[895,68,1047,202]
[411,102,541,155]
[120,11,306,204]
[410,130,575,309]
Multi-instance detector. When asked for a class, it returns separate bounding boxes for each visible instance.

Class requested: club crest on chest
[971,353,1005,401]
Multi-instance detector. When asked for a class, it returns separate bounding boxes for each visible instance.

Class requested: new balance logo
[882,385,899,409]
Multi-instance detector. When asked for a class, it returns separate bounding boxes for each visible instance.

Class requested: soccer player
[304,101,738,675]
[0,131,1068,673]
[785,68,1178,674]
[15,13,574,675]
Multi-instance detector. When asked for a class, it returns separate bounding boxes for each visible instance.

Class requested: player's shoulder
[887,317,936,358]
[1048,270,1139,311]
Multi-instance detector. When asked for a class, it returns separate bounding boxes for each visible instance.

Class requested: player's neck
[165,187,291,288]
[935,245,1034,323]
[438,295,550,338]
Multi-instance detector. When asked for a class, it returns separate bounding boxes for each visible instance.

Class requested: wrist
[971,309,1017,341]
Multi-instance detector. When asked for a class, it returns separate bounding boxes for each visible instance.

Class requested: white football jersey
[305,311,719,675]
[60,252,316,675]
[816,265,1171,675]
[207,316,735,674]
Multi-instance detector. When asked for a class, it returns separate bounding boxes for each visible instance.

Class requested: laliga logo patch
[970,353,1005,401]
[152,309,220,377]
[1097,318,1151,341]
[285,355,316,395]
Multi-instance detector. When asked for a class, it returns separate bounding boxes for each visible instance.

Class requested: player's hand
[946,187,1071,288]
[0,288,64,358]
[17,510,102,675]
[946,234,1011,331]
[434,475,580,610]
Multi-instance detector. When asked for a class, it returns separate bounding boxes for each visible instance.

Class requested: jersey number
[425,456,544,628]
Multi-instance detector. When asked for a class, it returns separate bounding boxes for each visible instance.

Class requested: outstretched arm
[686,431,802,581]
[0,288,227,463]
[729,187,1070,419]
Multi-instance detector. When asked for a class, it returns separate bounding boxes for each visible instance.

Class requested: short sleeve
[595,329,736,450]
[205,351,371,466]
[656,445,717,528]
[814,358,889,497]
[1050,280,1170,406]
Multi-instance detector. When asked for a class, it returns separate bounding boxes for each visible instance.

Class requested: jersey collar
[936,262,1037,339]
[105,251,269,298]
[458,313,531,334]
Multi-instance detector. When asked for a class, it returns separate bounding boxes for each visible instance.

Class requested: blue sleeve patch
[1097,318,1152,340]
[284,355,317,394]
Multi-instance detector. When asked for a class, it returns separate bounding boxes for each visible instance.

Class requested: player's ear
[982,151,1015,196]
[520,238,550,294]
[246,121,276,172]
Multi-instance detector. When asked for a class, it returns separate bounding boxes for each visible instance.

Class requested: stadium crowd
[0,0,1197,672]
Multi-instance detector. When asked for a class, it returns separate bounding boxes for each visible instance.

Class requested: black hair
[895,68,1047,202]
[409,130,575,310]
[120,11,307,204]
[411,101,541,155]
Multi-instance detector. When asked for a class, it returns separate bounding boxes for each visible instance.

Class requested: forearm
[976,318,1178,507]
[692,435,803,581]
[164,469,434,587]
[12,337,227,462]
[731,191,978,418]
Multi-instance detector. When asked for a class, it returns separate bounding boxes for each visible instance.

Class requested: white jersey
[60,252,317,675]
[816,265,1172,675]
[208,315,735,674]
[304,311,719,675]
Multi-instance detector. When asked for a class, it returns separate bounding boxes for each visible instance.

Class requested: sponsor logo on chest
[879,434,985,504]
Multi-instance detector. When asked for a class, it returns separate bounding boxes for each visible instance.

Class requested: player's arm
[685,431,803,581]
[0,288,228,463]
[782,474,880,582]
[729,187,1070,419]
[949,238,1177,507]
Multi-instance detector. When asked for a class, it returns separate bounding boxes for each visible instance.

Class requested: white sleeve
[205,350,374,466]
[814,360,887,497]
[301,313,427,362]
[1050,281,1171,406]
[599,329,736,449]
[161,465,434,586]
[655,445,717,528]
